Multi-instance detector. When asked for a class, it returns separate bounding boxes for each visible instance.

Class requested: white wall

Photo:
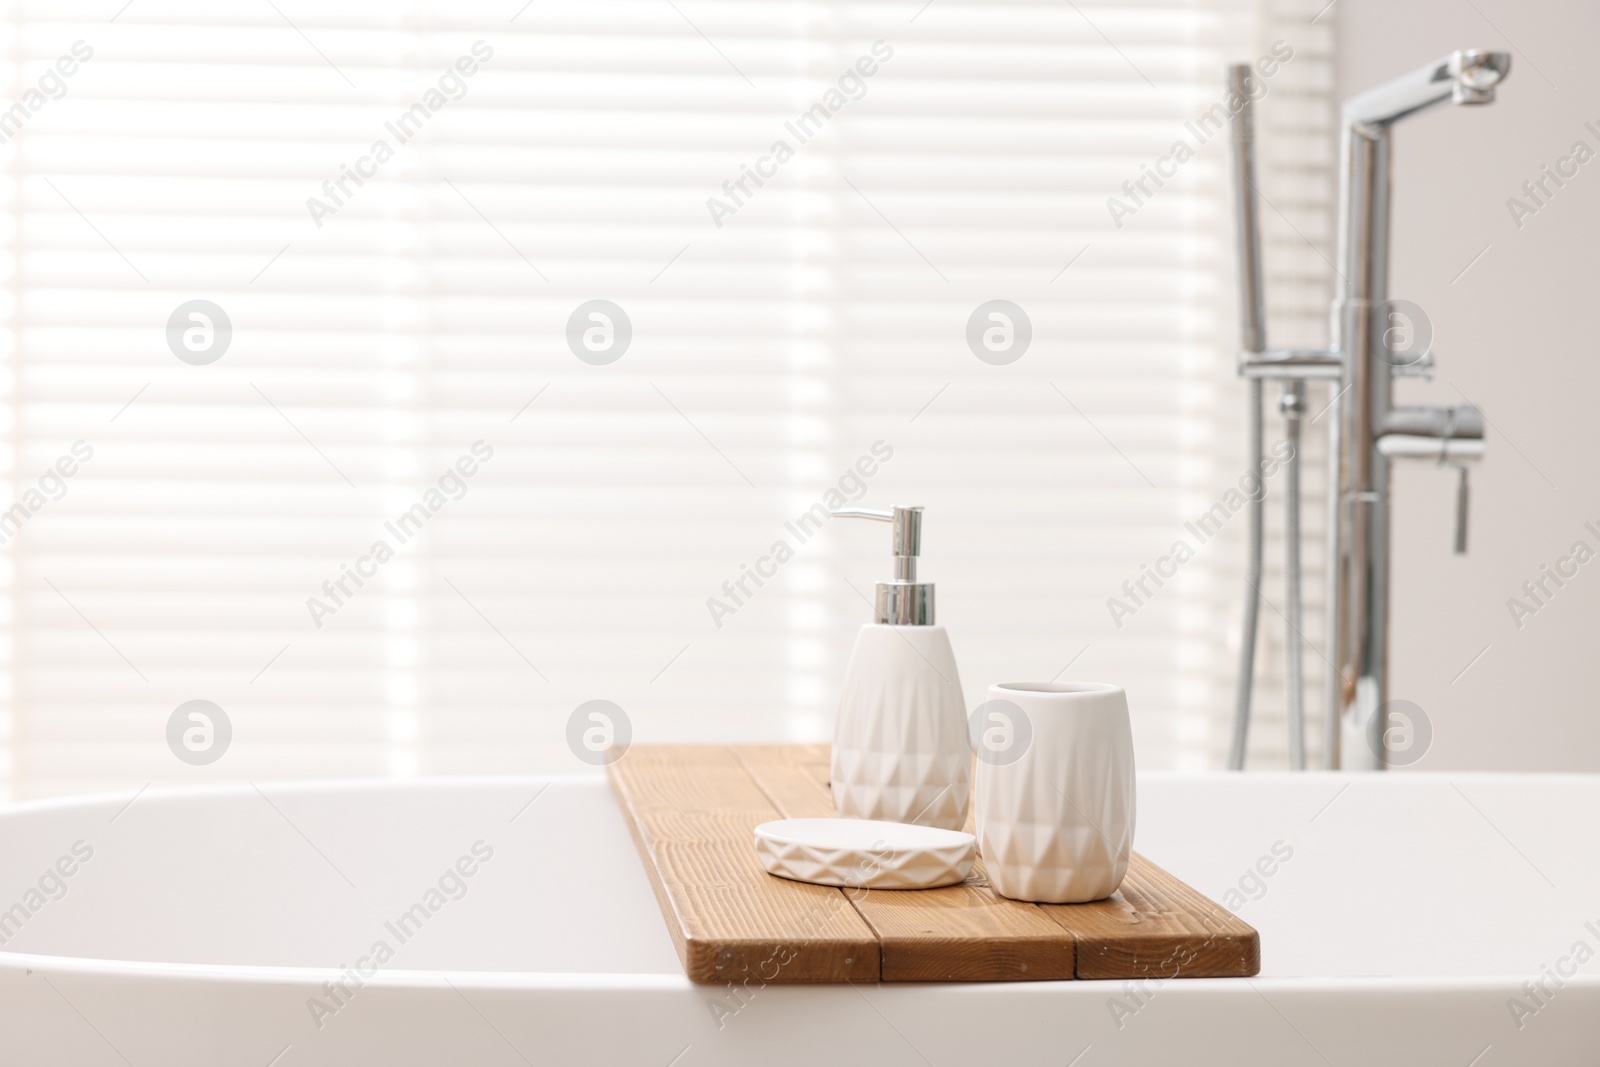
[1338,0,1600,769]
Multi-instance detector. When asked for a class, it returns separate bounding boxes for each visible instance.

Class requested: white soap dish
[753,817,976,890]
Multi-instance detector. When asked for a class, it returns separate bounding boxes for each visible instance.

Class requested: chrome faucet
[1227,51,1510,770]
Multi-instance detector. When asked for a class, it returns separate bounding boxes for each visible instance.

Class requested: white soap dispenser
[830,505,970,831]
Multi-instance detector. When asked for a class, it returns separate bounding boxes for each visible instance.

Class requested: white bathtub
[1,772,1595,1065]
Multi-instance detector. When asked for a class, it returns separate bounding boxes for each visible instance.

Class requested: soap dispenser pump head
[832,505,935,625]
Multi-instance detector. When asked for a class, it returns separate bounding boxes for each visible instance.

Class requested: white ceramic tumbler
[973,682,1135,903]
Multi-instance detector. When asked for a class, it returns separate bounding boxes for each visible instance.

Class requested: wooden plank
[733,744,1076,982]
[1037,854,1261,979]
[607,744,880,983]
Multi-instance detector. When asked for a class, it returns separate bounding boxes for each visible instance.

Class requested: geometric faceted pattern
[753,818,975,889]
[975,687,1136,903]
[831,625,971,831]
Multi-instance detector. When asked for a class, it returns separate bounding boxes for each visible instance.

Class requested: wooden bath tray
[607,744,1259,983]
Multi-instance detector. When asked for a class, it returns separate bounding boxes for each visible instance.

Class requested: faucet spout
[1343,49,1511,130]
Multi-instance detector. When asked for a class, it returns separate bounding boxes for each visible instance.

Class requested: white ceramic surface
[831,623,971,830]
[4,773,1600,1066]
[753,817,976,889]
[975,682,1136,902]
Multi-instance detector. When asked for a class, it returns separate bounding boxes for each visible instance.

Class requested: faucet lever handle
[1449,463,1470,555]
[1434,404,1470,555]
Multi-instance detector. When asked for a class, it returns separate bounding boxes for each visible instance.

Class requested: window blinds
[0,0,1335,800]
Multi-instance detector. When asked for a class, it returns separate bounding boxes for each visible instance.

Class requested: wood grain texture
[610,744,1258,983]
[607,744,879,983]
[1037,853,1261,979]
[734,744,1076,981]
